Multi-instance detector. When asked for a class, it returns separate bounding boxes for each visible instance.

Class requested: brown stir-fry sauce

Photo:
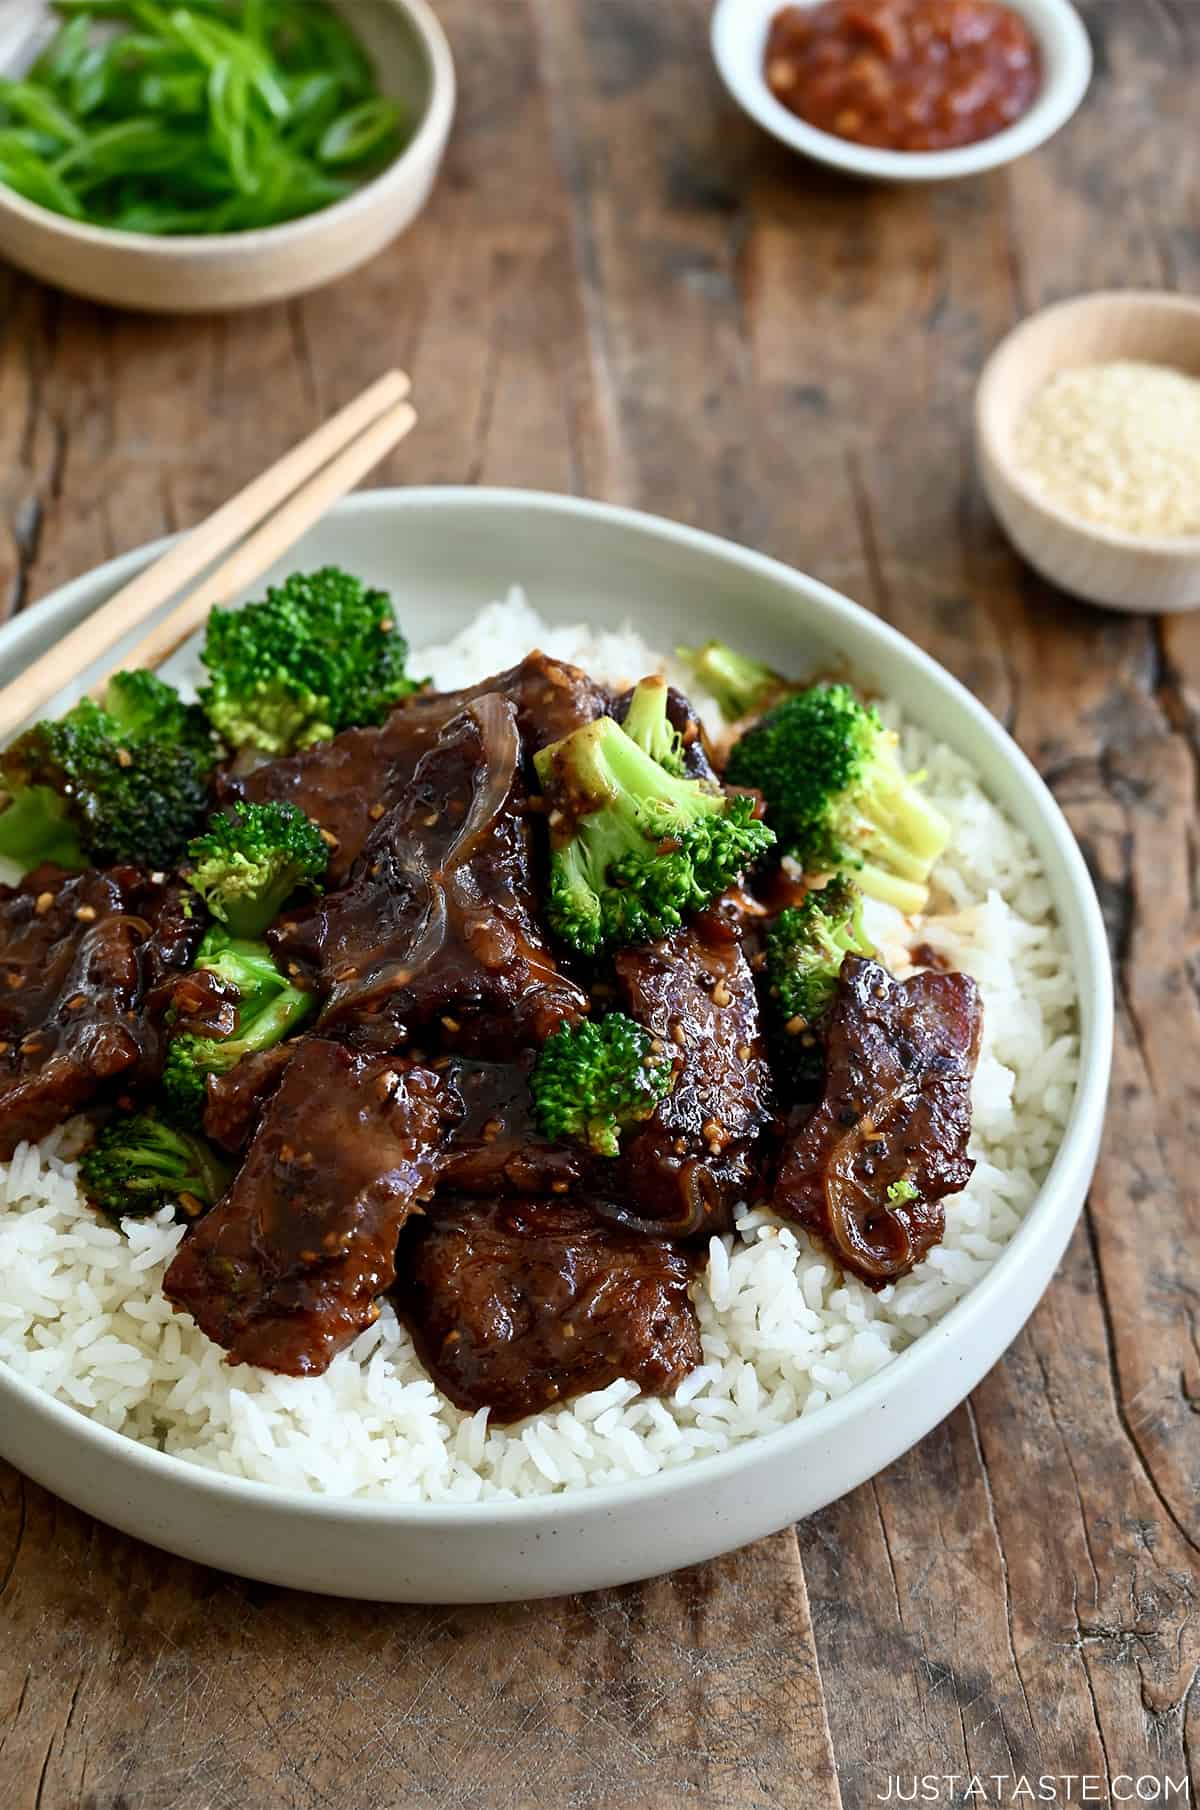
[269,694,587,1057]
[0,864,201,1157]
[609,906,777,1240]
[0,646,984,1415]
[164,1039,451,1375]
[773,956,982,1285]
[219,651,609,886]
[765,0,1041,153]
[398,1196,702,1423]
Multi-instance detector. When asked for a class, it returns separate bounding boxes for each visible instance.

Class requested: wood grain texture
[0,0,1197,1805]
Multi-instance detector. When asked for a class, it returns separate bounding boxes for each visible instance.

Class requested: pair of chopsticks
[0,370,418,744]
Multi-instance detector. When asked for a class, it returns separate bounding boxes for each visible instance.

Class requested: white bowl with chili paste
[712,0,1092,181]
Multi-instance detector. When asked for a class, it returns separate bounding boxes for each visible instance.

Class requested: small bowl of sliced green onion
[0,0,455,311]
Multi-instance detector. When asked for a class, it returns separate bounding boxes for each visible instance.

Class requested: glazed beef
[0,863,203,1157]
[219,651,609,886]
[202,1042,298,1153]
[165,1038,451,1375]
[773,956,982,1287]
[398,1196,701,1422]
[270,694,586,1057]
[610,906,777,1239]
[439,1054,587,1196]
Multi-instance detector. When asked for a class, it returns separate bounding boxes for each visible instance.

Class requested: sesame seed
[74,904,97,922]
[35,891,55,916]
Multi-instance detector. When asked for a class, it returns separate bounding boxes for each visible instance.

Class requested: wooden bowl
[976,291,1200,613]
[0,0,455,313]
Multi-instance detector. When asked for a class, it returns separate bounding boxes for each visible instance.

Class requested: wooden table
[1,3,1197,1805]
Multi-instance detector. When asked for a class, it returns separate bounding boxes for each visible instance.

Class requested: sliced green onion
[0,0,409,235]
[318,97,403,168]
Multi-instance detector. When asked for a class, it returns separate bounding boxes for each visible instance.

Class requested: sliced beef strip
[609,906,777,1240]
[202,1041,298,1153]
[218,651,609,886]
[772,955,983,1288]
[397,1195,701,1422]
[0,863,204,1158]
[269,694,586,1057]
[164,1038,451,1375]
[438,1053,587,1196]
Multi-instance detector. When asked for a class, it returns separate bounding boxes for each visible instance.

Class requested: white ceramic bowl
[0,0,455,312]
[0,489,1112,1601]
[711,0,1092,182]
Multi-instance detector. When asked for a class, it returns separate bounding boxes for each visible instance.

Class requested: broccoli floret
[0,670,215,873]
[185,801,329,938]
[534,689,775,957]
[767,878,875,1025]
[103,669,215,757]
[725,684,950,916]
[198,566,425,755]
[764,878,875,1089]
[530,1013,674,1156]
[80,1111,231,1222]
[676,640,792,722]
[619,674,686,774]
[163,929,315,1126]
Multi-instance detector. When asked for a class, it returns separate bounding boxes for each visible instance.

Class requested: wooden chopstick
[95,396,417,688]
[0,369,411,742]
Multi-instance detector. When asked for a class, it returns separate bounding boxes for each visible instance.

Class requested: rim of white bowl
[0,0,455,253]
[710,0,1093,183]
[0,487,1113,1527]
[976,289,1200,555]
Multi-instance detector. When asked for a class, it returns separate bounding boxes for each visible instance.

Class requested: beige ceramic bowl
[976,291,1200,613]
[0,0,455,313]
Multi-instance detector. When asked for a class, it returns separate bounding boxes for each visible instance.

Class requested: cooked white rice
[0,596,1078,1501]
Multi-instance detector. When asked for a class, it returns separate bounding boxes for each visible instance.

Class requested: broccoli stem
[856,747,951,883]
[619,676,684,771]
[677,641,785,720]
[551,713,723,823]
[847,748,950,914]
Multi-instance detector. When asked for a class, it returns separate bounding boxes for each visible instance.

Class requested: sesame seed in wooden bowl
[975,290,1200,614]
